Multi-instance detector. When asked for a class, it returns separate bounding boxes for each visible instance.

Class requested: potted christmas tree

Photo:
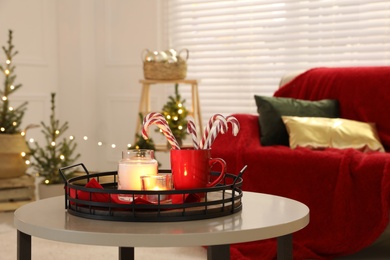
[28,93,80,198]
[0,30,30,179]
[159,84,189,147]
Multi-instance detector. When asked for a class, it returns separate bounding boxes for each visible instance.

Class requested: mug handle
[207,158,227,187]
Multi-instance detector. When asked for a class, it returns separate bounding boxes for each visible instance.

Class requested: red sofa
[211,67,390,259]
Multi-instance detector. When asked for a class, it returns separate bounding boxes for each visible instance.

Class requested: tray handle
[59,163,90,183]
[232,165,247,186]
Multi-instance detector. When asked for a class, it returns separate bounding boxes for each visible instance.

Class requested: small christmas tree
[28,93,80,184]
[159,84,189,147]
[0,30,27,134]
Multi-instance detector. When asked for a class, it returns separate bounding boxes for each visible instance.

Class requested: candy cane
[202,121,226,149]
[214,114,228,134]
[142,115,180,150]
[142,112,166,139]
[200,114,227,149]
[142,117,168,139]
[148,119,180,150]
[143,112,165,125]
[187,117,199,149]
[226,115,240,136]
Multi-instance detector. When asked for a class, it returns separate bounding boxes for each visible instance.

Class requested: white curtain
[163,0,390,123]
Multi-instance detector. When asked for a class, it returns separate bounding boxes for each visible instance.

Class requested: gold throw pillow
[282,116,384,152]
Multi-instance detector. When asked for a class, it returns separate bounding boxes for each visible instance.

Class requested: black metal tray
[59,164,245,222]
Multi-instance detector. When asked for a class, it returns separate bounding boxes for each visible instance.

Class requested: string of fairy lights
[23,114,186,161]
[5,122,183,167]
[4,116,182,167]
[27,134,133,150]
[21,110,185,166]
[18,136,134,169]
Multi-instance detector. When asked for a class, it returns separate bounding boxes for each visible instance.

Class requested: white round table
[14,191,309,260]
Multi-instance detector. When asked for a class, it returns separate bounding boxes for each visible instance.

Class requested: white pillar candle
[117,150,158,201]
[118,162,157,190]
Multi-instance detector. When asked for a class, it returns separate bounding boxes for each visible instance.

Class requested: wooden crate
[0,174,35,211]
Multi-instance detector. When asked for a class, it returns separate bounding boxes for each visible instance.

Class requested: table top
[14,192,309,248]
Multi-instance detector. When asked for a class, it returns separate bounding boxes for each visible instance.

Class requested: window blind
[163,0,390,123]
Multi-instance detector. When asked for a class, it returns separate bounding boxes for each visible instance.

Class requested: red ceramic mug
[170,148,226,190]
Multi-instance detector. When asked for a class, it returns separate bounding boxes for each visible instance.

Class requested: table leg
[17,230,31,260]
[277,234,293,260]
[207,244,230,260]
[119,247,134,260]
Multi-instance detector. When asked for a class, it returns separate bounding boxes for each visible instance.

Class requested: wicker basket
[142,49,189,80]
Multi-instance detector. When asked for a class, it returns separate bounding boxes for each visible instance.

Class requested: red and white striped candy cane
[200,114,227,149]
[226,115,240,136]
[156,119,180,150]
[187,117,199,149]
[142,115,180,150]
[143,112,165,126]
[202,120,227,149]
[142,112,166,139]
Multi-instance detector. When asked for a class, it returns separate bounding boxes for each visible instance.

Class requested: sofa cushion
[254,95,339,146]
[282,116,385,152]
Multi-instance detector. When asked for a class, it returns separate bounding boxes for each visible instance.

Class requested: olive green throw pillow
[254,95,339,146]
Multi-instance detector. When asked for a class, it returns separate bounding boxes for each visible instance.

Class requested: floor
[1,206,390,259]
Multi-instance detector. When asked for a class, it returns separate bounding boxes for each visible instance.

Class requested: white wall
[0,0,171,173]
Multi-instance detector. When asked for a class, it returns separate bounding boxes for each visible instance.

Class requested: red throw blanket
[214,67,390,259]
[212,113,390,259]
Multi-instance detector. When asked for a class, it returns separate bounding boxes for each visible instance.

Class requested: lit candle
[117,150,158,202]
[140,175,172,203]
[118,162,157,190]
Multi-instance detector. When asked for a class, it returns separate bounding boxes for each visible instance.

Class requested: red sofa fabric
[211,67,390,259]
